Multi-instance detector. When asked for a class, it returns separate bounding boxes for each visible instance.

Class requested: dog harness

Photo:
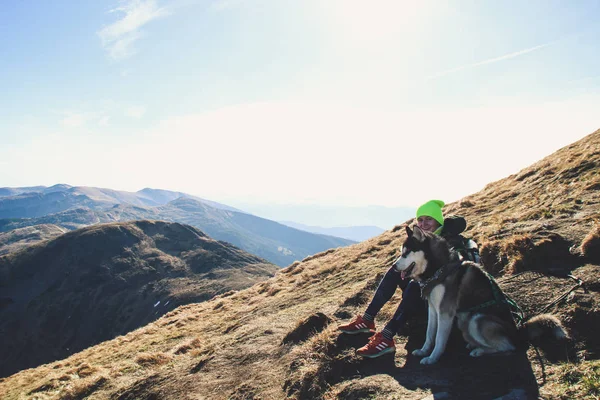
[458,269,525,327]
[418,260,462,299]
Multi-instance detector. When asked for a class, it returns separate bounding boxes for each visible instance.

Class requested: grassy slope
[0,129,599,399]
[0,220,279,380]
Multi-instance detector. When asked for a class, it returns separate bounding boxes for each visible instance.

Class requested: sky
[1,0,599,210]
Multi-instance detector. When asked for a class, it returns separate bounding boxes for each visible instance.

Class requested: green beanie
[416,200,445,226]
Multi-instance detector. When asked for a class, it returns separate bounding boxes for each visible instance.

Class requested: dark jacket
[442,215,480,263]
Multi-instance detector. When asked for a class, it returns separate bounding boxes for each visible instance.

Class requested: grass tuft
[174,337,202,355]
[135,352,172,367]
[58,376,108,400]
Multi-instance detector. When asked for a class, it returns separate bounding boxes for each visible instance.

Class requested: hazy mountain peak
[43,183,72,193]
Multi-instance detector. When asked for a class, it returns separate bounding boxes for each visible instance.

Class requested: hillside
[157,198,355,266]
[0,205,161,233]
[0,224,67,255]
[1,128,599,399]
[0,220,278,378]
[0,189,355,267]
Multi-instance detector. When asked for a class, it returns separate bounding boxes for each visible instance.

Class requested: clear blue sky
[1,0,599,207]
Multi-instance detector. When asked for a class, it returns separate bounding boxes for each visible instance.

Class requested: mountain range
[0,185,355,266]
[0,185,239,215]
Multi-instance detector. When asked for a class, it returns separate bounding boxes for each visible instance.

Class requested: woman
[338,199,479,358]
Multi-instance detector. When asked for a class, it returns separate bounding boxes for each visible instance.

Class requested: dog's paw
[469,348,486,357]
[466,343,476,350]
[420,356,439,365]
[412,348,430,357]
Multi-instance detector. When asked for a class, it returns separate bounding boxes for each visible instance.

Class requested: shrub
[479,240,505,275]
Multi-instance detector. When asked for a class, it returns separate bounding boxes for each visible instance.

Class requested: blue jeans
[365,266,426,335]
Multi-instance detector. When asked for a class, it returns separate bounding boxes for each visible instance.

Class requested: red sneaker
[356,332,396,358]
[338,315,375,334]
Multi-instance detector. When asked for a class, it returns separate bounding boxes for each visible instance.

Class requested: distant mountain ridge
[0,186,47,197]
[0,184,240,217]
[0,186,355,266]
[0,220,278,378]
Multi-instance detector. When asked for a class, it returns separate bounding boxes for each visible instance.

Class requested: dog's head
[393,225,430,281]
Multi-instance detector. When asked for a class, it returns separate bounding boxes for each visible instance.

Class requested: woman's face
[417,216,441,233]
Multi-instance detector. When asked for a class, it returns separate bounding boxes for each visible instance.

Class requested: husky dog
[394,226,568,365]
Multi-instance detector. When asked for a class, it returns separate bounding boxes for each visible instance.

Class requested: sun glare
[322,0,433,44]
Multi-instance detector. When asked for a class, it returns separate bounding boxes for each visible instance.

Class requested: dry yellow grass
[135,352,173,367]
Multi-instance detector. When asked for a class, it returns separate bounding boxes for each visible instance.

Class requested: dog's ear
[405,225,413,237]
[413,226,425,241]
